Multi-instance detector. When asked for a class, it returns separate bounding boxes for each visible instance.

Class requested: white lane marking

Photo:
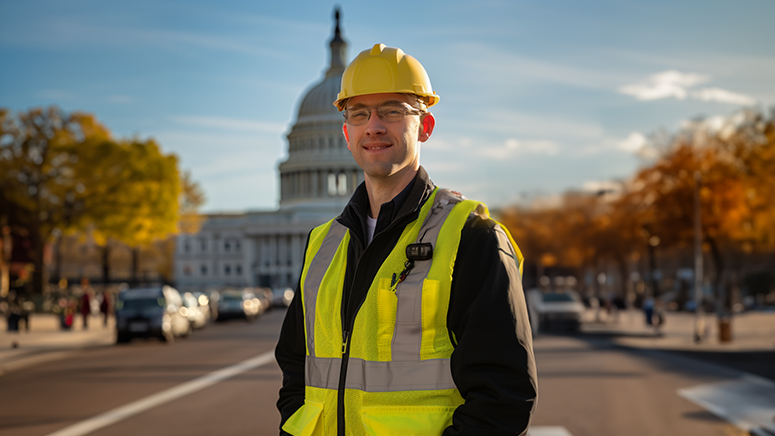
[45,351,275,436]
[678,375,775,434]
[528,426,574,436]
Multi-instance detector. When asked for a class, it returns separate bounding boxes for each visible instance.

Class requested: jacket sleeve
[275,234,311,435]
[444,216,538,436]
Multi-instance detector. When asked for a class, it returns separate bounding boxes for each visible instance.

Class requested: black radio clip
[406,243,433,261]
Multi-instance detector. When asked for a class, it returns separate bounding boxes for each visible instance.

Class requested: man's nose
[364,109,387,134]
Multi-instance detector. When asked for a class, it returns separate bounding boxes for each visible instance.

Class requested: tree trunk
[52,234,63,287]
[31,228,47,295]
[101,244,111,286]
[706,236,727,316]
[1,223,11,297]
[615,255,629,301]
[647,242,660,297]
[131,247,140,286]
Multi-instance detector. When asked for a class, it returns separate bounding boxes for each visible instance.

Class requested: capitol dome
[297,75,341,120]
[278,9,362,210]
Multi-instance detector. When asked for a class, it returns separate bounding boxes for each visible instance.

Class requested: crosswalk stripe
[528,426,574,436]
[678,374,775,434]
[44,351,276,436]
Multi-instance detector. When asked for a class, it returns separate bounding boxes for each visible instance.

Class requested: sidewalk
[0,313,115,375]
[580,308,775,352]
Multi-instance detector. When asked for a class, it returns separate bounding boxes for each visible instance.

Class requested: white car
[527,289,585,333]
[181,292,209,330]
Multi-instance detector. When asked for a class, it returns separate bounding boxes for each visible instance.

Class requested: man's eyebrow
[347,100,407,109]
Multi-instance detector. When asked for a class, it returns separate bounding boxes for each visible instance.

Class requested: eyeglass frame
[342,101,426,126]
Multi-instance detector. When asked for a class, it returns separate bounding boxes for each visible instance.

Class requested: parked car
[214,289,262,322]
[256,287,273,312]
[272,288,295,308]
[181,291,209,330]
[528,290,585,332]
[114,286,192,343]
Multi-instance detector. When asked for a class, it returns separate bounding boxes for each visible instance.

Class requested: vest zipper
[337,329,351,436]
[335,209,422,436]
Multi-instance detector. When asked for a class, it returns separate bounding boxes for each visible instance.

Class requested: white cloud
[172,116,285,133]
[691,87,756,106]
[449,42,623,91]
[426,135,560,163]
[582,180,623,194]
[618,70,709,100]
[618,70,756,107]
[617,132,648,153]
[504,138,559,155]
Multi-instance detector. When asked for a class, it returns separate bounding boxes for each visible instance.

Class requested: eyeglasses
[343,104,423,126]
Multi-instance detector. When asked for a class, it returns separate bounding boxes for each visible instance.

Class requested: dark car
[214,289,262,322]
[114,286,192,343]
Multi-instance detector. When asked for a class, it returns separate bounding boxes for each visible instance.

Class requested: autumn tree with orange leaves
[501,108,775,306]
[628,109,775,304]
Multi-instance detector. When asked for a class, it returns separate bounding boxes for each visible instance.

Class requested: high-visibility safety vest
[283,188,524,436]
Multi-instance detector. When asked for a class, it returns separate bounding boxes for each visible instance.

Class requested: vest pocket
[282,400,324,436]
[361,405,455,436]
[376,278,398,360]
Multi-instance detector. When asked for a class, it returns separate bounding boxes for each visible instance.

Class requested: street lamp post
[693,171,705,343]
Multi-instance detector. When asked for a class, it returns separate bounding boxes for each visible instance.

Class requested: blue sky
[2,0,773,213]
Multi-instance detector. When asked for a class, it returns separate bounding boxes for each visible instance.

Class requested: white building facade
[175,12,361,292]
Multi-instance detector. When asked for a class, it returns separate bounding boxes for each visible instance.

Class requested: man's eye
[380,108,405,118]
[350,111,368,120]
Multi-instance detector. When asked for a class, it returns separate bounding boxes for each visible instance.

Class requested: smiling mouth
[363,143,391,150]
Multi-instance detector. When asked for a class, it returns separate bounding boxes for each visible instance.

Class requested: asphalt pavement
[2,308,774,435]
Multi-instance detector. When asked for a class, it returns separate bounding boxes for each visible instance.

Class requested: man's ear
[343,123,350,149]
[419,113,435,143]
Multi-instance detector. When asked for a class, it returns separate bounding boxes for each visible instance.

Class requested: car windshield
[117,298,164,311]
[221,293,243,301]
[542,293,576,303]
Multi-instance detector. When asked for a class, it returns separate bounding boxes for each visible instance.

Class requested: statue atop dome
[326,6,347,78]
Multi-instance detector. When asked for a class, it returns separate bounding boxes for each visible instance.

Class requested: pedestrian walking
[99,290,112,327]
[80,279,92,329]
[275,37,537,436]
[643,296,655,328]
[5,291,21,332]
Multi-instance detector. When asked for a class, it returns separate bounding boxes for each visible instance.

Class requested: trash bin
[718,317,732,343]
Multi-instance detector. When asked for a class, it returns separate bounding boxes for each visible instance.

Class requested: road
[0,309,769,436]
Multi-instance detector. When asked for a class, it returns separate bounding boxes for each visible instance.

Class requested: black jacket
[276,166,537,435]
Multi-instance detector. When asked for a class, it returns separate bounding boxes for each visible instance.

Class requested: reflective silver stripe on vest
[304,220,349,358]
[306,355,456,392]
[392,189,462,361]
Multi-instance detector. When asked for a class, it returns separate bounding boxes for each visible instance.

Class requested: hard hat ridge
[334,43,439,111]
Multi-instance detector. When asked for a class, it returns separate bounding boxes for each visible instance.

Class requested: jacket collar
[338,166,437,245]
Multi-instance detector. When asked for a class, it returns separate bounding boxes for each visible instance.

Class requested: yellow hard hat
[334,43,439,111]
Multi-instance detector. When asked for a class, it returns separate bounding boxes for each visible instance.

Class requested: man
[276,43,537,436]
